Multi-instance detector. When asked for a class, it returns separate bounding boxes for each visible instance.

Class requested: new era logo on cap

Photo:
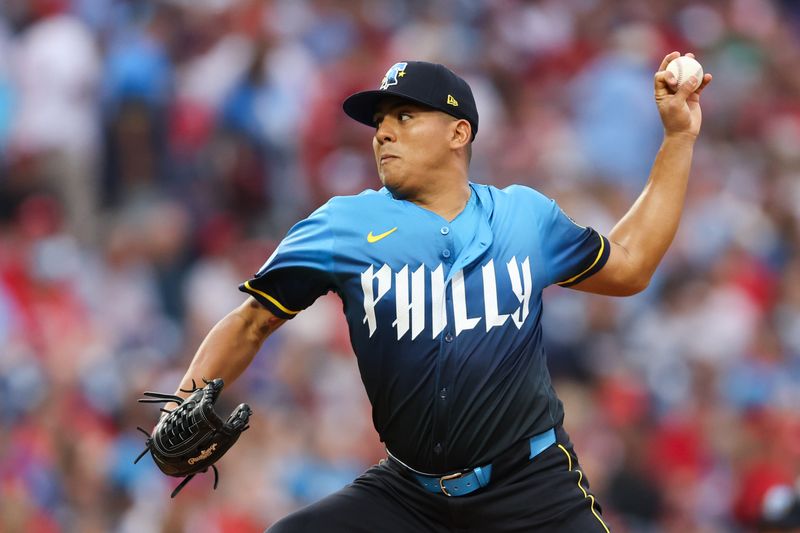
[342,61,479,140]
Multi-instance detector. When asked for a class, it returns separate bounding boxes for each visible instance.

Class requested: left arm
[572,51,713,296]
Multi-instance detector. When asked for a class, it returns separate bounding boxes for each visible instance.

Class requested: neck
[407,179,471,222]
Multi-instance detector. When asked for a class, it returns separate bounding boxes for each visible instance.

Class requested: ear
[449,119,472,150]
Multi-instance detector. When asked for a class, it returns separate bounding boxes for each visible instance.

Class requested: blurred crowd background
[1,0,800,531]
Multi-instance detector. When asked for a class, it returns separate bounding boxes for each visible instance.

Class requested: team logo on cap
[380,62,408,90]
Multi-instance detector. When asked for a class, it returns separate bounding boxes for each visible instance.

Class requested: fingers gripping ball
[134,378,252,498]
[666,56,704,90]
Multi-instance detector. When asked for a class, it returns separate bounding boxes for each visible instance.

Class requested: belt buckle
[438,471,464,497]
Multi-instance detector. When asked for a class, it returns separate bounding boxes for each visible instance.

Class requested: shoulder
[306,188,392,221]
[472,182,553,208]
[319,188,393,214]
[501,184,551,203]
[303,188,397,239]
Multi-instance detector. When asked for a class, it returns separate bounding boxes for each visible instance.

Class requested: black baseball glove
[134,378,252,497]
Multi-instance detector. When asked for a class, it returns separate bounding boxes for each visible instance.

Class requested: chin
[378,169,395,187]
[379,173,405,198]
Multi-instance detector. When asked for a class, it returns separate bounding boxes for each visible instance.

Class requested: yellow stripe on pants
[557,444,610,533]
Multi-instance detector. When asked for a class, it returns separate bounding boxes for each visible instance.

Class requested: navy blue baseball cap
[343,61,479,140]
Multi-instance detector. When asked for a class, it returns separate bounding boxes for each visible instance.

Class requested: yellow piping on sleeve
[556,234,606,287]
[243,280,300,315]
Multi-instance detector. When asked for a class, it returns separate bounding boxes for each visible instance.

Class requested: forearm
[608,133,696,284]
[175,299,285,400]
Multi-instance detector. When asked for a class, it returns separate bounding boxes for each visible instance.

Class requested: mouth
[380,154,399,164]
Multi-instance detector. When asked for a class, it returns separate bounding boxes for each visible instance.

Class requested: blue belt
[411,428,556,497]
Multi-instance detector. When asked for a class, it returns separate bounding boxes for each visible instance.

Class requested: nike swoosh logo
[367,227,398,243]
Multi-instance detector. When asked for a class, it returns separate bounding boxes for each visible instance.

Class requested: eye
[399,112,412,121]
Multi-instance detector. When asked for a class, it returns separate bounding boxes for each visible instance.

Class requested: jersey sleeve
[535,194,610,288]
[239,204,337,319]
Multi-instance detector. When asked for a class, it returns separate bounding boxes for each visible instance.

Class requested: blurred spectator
[757,482,800,533]
[9,7,101,242]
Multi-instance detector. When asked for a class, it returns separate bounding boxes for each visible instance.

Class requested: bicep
[235,297,288,344]
[565,240,647,296]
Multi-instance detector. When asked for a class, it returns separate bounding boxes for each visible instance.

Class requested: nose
[374,118,396,145]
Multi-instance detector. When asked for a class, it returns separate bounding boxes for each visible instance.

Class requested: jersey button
[444,333,454,343]
[434,443,443,455]
[442,249,451,259]
[439,387,447,399]
[440,226,450,235]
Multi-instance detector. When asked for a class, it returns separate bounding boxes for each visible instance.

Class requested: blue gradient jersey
[240,183,609,473]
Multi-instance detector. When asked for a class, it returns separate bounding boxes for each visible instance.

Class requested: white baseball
[666,55,703,90]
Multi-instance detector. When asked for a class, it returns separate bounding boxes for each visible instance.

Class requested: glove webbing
[162,397,202,447]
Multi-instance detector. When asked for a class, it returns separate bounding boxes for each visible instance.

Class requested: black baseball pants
[266,427,610,532]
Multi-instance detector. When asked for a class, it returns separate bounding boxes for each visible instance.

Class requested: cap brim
[342,90,439,128]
